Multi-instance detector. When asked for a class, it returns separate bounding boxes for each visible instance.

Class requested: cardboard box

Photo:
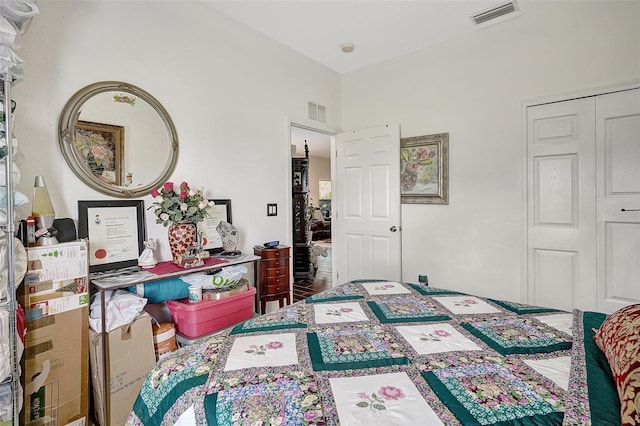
[20,242,89,319]
[89,314,156,426]
[21,306,89,426]
[25,241,88,282]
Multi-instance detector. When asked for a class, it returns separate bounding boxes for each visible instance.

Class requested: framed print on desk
[197,199,232,254]
[78,199,146,272]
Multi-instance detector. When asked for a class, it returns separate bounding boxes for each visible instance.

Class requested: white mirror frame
[59,81,179,198]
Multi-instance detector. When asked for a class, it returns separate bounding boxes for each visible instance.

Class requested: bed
[127,279,634,425]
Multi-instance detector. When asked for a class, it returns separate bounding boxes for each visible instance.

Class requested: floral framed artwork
[75,120,124,185]
[400,133,449,204]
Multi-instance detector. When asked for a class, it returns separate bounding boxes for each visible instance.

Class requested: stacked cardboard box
[89,313,156,426]
[19,241,89,426]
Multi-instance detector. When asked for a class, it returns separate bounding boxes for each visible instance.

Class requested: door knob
[390,226,398,232]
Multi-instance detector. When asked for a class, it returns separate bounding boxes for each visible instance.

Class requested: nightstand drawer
[260,247,290,260]
[265,275,287,286]
[265,283,289,294]
[264,266,287,277]
[264,257,287,269]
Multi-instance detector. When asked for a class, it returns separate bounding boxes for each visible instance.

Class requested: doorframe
[285,116,340,285]
[519,79,640,305]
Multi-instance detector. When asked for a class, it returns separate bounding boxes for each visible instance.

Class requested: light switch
[267,203,277,216]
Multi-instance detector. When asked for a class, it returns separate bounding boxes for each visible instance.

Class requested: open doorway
[290,125,333,301]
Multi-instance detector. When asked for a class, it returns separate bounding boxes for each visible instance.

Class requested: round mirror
[59,81,179,198]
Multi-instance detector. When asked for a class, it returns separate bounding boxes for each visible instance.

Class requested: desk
[90,254,259,425]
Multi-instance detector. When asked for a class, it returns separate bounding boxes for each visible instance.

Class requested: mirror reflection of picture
[75,121,124,185]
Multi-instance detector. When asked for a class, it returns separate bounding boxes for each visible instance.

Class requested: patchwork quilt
[128,280,619,425]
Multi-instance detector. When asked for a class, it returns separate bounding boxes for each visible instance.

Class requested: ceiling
[205,0,560,74]
[205,0,561,157]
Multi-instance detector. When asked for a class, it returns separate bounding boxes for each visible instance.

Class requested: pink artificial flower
[180,191,188,200]
[180,181,188,189]
[378,385,405,401]
[163,182,174,192]
[150,189,159,198]
[266,341,284,350]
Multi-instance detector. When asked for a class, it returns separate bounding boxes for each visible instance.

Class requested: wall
[342,1,640,302]
[308,155,331,208]
[13,1,341,261]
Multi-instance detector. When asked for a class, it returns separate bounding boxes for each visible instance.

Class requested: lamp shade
[32,175,55,230]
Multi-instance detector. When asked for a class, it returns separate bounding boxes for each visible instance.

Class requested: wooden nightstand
[253,245,291,314]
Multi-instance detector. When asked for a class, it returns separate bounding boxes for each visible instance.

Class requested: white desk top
[90,254,260,291]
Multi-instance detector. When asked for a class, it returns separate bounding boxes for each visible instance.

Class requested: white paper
[87,206,139,266]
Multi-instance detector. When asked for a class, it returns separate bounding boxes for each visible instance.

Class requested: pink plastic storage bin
[167,287,256,338]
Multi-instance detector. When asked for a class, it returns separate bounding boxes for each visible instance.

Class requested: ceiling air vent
[471,1,518,25]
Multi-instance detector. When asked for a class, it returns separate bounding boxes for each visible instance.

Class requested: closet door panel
[527,98,597,311]
[596,88,640,313]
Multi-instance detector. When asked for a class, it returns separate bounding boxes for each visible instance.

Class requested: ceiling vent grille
[471,1,518,25]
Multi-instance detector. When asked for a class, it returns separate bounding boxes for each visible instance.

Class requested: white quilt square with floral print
[534,313,573,336]
[224,332,298,371]
[433,296,502,315]
[524,356,571,390]
[313,302,369,324]
[330,372,443,425]
[360,281,412,296]
[395,323,482,354]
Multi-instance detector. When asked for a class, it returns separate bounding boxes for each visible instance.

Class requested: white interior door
[334,124,401,284]
[526,98,597,311]
[596,88,640,313]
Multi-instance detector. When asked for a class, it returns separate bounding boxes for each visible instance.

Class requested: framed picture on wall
[400,133,449,204]
[75,121,124,186]
[78,199,146,272]
[197,199,232,254]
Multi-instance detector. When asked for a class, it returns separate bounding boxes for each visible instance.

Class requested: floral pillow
[594,304,640,425]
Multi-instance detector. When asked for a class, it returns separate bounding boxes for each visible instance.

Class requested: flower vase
[168,222,197,264]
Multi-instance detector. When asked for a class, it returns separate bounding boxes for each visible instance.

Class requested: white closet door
[527,98,597,311]
[596,88,640,313]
